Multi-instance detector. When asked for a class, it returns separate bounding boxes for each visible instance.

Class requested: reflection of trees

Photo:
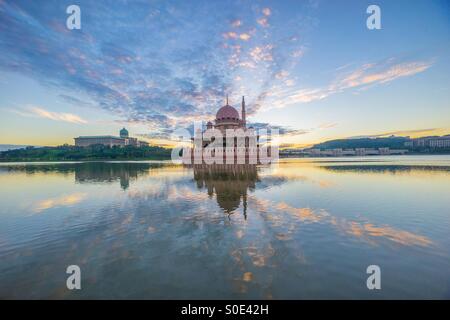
[1,162,162,190]
[193,164,258,218]
[74,162,154,189]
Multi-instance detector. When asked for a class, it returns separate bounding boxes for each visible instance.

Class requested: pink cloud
[264,59,433,110]
[262,8,271,16]
[25,106,88,124]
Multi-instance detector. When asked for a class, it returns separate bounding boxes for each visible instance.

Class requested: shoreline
[1,154,450,165]
[0,159,174,165]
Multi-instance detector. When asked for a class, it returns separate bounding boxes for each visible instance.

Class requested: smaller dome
[120,127,129,138]
[206,121,213,128]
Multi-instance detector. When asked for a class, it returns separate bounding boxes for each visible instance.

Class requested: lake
[0,155,449,299]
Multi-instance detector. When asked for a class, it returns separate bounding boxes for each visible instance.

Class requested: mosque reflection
[192,164,258,218]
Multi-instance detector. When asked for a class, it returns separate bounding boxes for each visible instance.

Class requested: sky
[0,0,449,148]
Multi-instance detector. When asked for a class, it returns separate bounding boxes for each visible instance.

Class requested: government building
[74,128,149,148]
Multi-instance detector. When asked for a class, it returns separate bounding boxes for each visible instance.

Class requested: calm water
[0,156,449,299]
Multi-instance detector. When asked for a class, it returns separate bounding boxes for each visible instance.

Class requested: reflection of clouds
[242,272,253,282]
[317,180,334,188]
[120,213,134,228]
[167,185,210,203]
[248,196,433,247]
[7,162,445,299]
[261,164,336,188]
[32,163,433,255]
[229,243,277,296]
[231,245,275,269]
[275,202,327,223]
[33,193,87,213]
[332,220,433,247]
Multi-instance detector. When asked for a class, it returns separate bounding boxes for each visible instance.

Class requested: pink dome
[216,105,239,120]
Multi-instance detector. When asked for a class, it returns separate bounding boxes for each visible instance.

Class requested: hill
[0,144,40,152]
[312,136,410,149]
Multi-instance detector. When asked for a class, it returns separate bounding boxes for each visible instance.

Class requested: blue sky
[0,0,449,147]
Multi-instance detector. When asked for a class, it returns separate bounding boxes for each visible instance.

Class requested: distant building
[74,128,149,147]
[297,147,408,157]
[74,135,126,147]
[406,135,450,148]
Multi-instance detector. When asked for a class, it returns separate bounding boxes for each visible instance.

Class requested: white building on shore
[74,128,149,148]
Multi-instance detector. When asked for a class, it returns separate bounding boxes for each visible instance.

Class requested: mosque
[183,96,271,165]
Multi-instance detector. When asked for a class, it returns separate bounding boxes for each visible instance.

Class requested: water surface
[0,156,449,299]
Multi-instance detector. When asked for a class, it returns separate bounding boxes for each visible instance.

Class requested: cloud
[239,33,251,41]
[0,1,247,134]
[287,88,330,103]
[261,59,433,111]
[290,49,305,58]
[318,122,338,129]
[347,128,443,139]
[262,8,271,16]
[284,79,295,86]
[275,70,289,79]
[58,94,96,108]
[2,0,430,146]
[231,19,242,27]
[21,106,88,124]
[249,45,274,63]
[335,60,433,89]
[248,122,309,137]
[257,17,269,27]
[256,8,271,27]
[223,31,238,39]
[279,142,313,149]
[0,0,316,136]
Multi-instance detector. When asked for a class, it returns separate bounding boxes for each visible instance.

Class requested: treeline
[312,137,410,149]
[0,144,172,161]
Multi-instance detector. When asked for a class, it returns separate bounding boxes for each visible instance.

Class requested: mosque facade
[183,96,274,165]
